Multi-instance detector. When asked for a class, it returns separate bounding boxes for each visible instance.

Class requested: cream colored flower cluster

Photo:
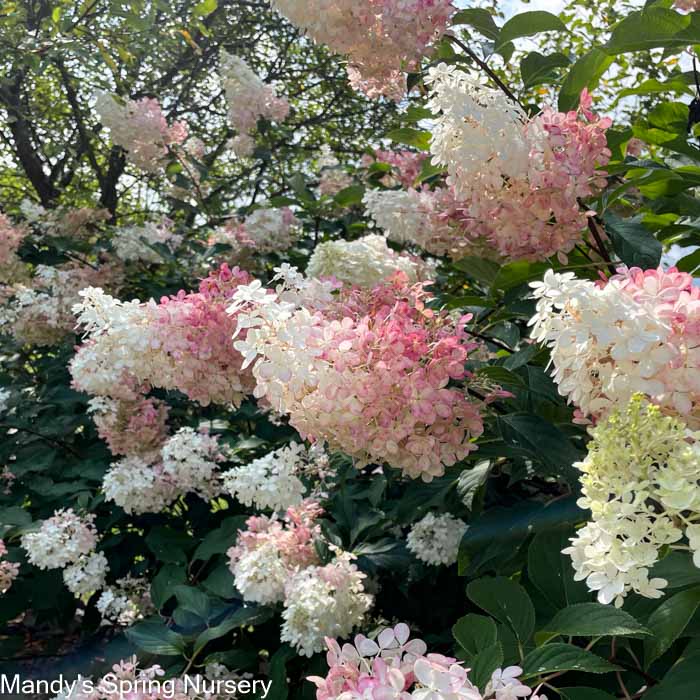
[563,395,700,606]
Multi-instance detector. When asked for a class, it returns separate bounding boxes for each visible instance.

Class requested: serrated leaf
[558,48,614,112]
[174,585,211,620]
[470,642,504,690]
[652,551,700,588]
[642,651,700,700]
[644,586,700,668]
[151,564,187,610]
[145,527,194,564]
[603,213,662,268]
[496,11,567,50]
[457,460,492,510]
[385,128,431,151]
[125,620,186,656]
[451,9,500,40]
[544,603,651,638]
[334,184,365,207]
[605,8,700,54]
[193,516,247,562]
[520,52,570,88]
[467,577,535,643]
[194,604,273,654]
[528,529,590,610]
[453,613,498,660]
[521,643,621,679]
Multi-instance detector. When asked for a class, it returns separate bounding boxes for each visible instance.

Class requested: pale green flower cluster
[564,395,700,606]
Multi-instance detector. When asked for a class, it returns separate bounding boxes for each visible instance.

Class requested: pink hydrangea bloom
[308,624,536,700]
[0,540,19,594]
[270,0,455,100]
[232,270,489,480]
[71,264,257,406]
[374,149,428,189]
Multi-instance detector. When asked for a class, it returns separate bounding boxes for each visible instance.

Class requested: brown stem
[443,34,525,110]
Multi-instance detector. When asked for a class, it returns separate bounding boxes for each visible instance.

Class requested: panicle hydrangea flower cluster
[406,512,467,566]
[269,0,455,100]
[111,219,182,263]
[227,500,322,605]
[673,0,700,10]
[563,395,700,606]
[88,395,170,459]
[373,149,427,189]
[103,427,223,514]
[96,576,154,626]
[220,51,289,157]
[95,93,188,172]
[0,213,28,285]
[210,207,300,256]
[306,234,434,288]
[20,199,110,239]
[62,551,109,598]
[317,145,354,196]
[230,267,486,481]
[363,187,498,262]
[1,262,117,346]
[308,623,539,700]
[529,267,700,424]
[71,264,256,406]
[0,540,19,594]
[222,441,310,512]
[281,550,373,657]
[424,65,611,261]
[21,509,98,571]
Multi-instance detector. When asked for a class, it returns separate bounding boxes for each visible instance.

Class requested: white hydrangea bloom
[97,575,153,626]
[281,552,372,657]
[425,63,530,199]
[111,220,181,263]
[230,539,291,605]
[161,427,222,499]
[102,456,177,515]
[63,551,109,597]
[529,270,685,419]
[21,509,97,570]
[221,442,307,512]
[242,207,301,254]
[306,234,433,287]
[0,387,10,417]
[406,512,467,566]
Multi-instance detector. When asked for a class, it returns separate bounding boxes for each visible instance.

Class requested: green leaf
[174,585,211,621]
[520,52,570,88]
[652,551,700,588]
[201,563,235,598]
[193,516,247,562]
[476,366,527,389]
[644,586,700,668]
[263,645,297,700]
[642,652,700,700]
[467,577,535,643]
[603,213,662,268]
[451,257,501,286]
[194,604,273,654]
[492,261,550,292]
[385,128,431,152]
[288,173,315,203]
[125,619,186,656]
[605,8,700,54]
[496,413,581,482]
[558,48,614,112]
[333,185,365,207]
[459,497,584,576]
[543,603,651,638]
[451,9,500,40]
[528,529,590,610]
[145,527,194,564]
[193,0,217,17]
[453,613,498,660]
[151,564,187,609]
[496,11,567,50]
[470,642,504,690]
[521,643,621,679]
